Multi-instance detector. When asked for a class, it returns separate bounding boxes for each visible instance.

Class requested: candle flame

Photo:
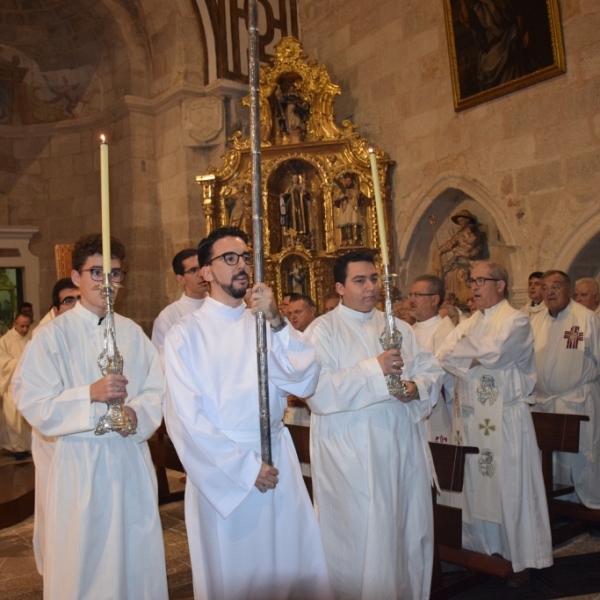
[100,134,106,143]
[368,147,375,154]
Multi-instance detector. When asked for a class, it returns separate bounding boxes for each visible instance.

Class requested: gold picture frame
[443,0,566,111]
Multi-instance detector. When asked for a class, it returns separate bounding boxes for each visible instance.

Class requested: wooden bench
[147,421,186,505]
[531,411,600,544]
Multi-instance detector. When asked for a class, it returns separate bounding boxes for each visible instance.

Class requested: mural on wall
[443,0,566,111]
[0,45,102,124]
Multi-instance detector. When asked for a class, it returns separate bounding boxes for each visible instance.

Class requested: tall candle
[100,135,111,273]
[368,148,389,266]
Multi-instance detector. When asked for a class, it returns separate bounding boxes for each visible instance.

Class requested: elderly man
[0,314,33,459]
[530,270,600,509]
[437,260,552,585]
[519,271,545,318]
[573,277,600,315]
[164,227,331,600]
[152,248,209,362]
[307,250,443,600]
[409,274,456,443]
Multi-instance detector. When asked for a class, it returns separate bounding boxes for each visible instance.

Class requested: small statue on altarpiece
[280,173,311,243]
[333,173,368,247]
[224,182,252,236]
[274,83,310,144]
[287,260,307,295]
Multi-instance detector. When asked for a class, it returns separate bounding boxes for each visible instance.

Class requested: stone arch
[553,211,600,281]
[398,175,522,303]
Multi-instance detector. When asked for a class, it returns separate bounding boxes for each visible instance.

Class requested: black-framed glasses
[407,293,436,298]
[208,251,253,266]
[80,268,127,283]
[466,277,500,288]
[183,266,202,276]
[59,295,81,306]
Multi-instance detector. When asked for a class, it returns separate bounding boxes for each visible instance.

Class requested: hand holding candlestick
[368,148,409,398]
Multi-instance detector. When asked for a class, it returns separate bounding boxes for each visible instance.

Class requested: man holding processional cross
[163,226,332,600]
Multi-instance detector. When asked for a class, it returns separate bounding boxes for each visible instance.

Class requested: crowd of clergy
[1,226,599,600]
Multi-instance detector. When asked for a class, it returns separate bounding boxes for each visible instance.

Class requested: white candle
[368,148,389,266]
[100,135,111,273]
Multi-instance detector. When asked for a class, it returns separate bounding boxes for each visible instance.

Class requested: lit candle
[368,148,389,266]
[100,135,111,273]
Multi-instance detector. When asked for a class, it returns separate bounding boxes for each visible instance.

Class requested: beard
[217,272,249,299]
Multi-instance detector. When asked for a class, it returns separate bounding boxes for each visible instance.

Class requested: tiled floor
[1,474,600,600]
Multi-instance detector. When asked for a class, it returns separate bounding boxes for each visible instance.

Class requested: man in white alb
[151,248,209,362]
[409,274,456,443]
[531,270,600,509]
[437,260,552,585]
[164,226,332,600]
[306,250,443,600]
[573,277,600,315]
[519,271,545,318]
[14,233,168,600]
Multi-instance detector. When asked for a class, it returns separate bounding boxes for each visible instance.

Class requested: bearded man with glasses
[437,260,552,587]
[163,226,332,600]
[14,233,168,599]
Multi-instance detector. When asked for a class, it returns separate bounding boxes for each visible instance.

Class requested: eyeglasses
[80,268,127,283]
[466,277,500,288]
[183,266,202,276]
[542,283,563,292]
[208,251,253,266]
[59,295,81,306]
[407,293,436,298]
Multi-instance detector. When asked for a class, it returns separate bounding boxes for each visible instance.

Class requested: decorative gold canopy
[197,37,394,312]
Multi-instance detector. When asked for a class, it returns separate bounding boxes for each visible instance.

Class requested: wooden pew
[429,442,516,599]
[531,411,600,544]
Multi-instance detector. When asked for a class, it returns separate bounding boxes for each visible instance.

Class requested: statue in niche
[274,83,310,144]
[287,260,307,295]
[333,173,368,247]
[279,172,312,247]
[224,182,252,235]
[432,209,488,307]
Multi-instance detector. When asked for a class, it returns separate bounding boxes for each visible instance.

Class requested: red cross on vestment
[564,326,584,349]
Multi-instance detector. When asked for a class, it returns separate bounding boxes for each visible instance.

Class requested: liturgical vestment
[437,299,553,572]
[164,296,332,600]
[14,302,168,600]
[306,303,443,600]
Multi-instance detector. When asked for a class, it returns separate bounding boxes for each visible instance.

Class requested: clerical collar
[202,295,246,321]
[338,301,375,323]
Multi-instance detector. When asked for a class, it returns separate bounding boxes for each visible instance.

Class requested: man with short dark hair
[531,270,600,509]
[287,293,316,332]
[573,277,600,314]
[519,271,545,318]
[37,278,80,329]
[164,226,331,599]
[307,249,443,599]
[437,260,552,585]
[279,292,292,316]
[409,274,456,443]
[151,248,209,361]
[15,233,168,599]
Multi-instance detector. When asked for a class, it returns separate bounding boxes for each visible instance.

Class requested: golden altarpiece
[197,38,394,313]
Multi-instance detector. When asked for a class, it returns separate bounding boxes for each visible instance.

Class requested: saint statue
[225,183,252,235]
[275,84,310,144]
[432,209,487,307]
[280,173,311,236]
[287,261,306,295]
[333,173,368,246]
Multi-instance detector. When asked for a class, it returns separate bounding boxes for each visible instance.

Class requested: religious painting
[281,254,309,296]
[443,0,565,111]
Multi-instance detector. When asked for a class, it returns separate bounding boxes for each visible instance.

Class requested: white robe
[0,328,31,452]
[519,300,545,319]
[413,314,455,443]
[164,296,332,600]
[530,300,600,508]
[151,292,205,363]
[13,302,168,600]
[306,303,444,600]
[437,299,553,572]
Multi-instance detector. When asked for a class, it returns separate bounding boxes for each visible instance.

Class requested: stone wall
[299,0,600,303]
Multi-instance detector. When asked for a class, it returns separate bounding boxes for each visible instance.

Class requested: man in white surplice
[14,234,168,600]
[409,274,456,444]
[531,270,600,509]
[306,250,444,600]
[437,260,553,585]
[164,227,332,600]
[151,248,209,363]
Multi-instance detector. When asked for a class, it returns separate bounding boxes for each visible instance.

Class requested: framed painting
[443,0,566,111]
